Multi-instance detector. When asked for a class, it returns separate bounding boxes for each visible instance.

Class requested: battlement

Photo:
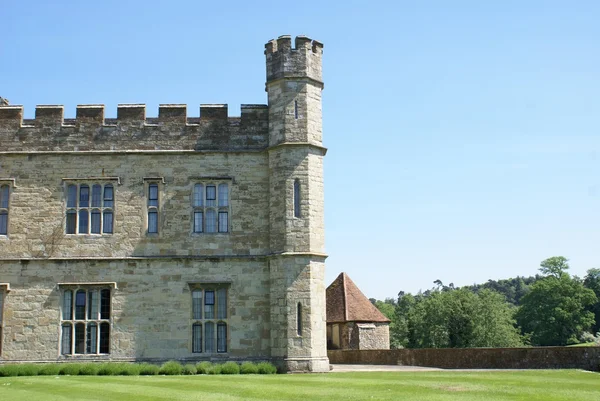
[265,35,323,85]
[0,104,269,152]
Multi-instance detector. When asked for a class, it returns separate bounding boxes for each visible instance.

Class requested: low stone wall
[328,347,600,371]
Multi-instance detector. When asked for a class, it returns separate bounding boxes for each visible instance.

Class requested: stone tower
[265,35,329,372]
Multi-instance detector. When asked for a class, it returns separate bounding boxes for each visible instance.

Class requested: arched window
[0,185,9,235]
[294,179,301,218]
[297,302,303,336]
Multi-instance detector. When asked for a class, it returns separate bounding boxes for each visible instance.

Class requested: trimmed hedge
[0,361,278,377]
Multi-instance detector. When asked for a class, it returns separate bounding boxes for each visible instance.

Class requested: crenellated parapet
[0,104,269,152]
[265,35,323,86]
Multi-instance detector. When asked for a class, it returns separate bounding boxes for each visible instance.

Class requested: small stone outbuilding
[326,272,390,350]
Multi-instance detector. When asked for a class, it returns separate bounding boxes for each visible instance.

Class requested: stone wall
[328,347,600,371]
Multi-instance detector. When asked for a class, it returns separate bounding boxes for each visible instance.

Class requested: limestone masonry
[0,35,328,372]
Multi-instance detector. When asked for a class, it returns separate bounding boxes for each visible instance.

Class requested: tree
[516,258,597,346]
[583,268,600,334]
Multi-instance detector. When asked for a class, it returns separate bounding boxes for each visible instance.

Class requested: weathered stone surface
[0,36,328,372]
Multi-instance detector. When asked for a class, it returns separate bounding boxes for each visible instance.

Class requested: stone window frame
[293,179,302,218]
[58,283,115,357]
[0,179,15,237]
[63,179,117,236]
[189,283,230,354]
[191,179,231,235]
[143,177,164,236]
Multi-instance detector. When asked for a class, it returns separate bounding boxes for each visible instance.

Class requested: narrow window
[0,211,6,236]
[67,185,77,208]
[193,184,203,207]
[218,184,228,207]
[0,291,4,355]
[0,185,9,209]
[103,185,114,207]
[192,290,202,320]
[217,288,227,319]
[75,290,86,320]
[79,185,90,208]
[86,323,98,354]
[74,322,85,354]
[99,322,110,353]
[218,212,228,233]
[205,322,215,353]
[62,290,73,320]
[294,179,301,218]
[148,184,158,207]
[91,210,101,234]
[61,324,72,355]
[100,289,111,320]
[66,210,77,234]
[91,184,102,207]
[297,302,303,336]
[205,210,216,233]
[103,211,113,234]
[148,211,158,233]
[194,211,203,233]
[217,323,227,353]
[78,209,89,234]
[192,323,202,353]
[206,185,216,207]
[205,290,215,319]
[0,185,8,236]
[294,100,299,119]
[87,290,99,320]
[148,184,159,234]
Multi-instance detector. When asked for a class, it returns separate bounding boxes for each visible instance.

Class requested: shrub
[196,361,213,374]
[220,361,240,375]
[0,364,23,377]
[38,364,61,376]
[16,364,40,376]
[159,361,183,375]
[97,363,119,376]
[256,362,277,374]
[78,363,100,376]
[59,363,82,376]
[138,363,160,375]
[117,363,140,376]
[240,362,259,374]
[182,364,197,375]
[207,364,222,375]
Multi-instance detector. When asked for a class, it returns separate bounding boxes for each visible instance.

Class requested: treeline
[372,257,600,348]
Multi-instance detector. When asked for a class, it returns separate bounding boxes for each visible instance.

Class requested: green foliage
[138,363,160,375]
[59,363,82,376]
[196,361,213,374]
[539,256,570,278]
[239,361,259,374]
[584,268,600,334]
[256,362,277,374]
[78,363,100,376]
[116,363,140,376]
[37,364,61,376]
[182,364,197,375]
[0,364,42,377]
[97,363,119,376]
[220,361,240,375]
[516,269,597,346]
[159,361,183,375]
[207,364,222,375]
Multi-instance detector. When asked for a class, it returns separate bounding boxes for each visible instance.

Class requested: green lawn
[0,370,598,401]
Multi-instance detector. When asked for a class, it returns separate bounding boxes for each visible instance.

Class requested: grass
[0,370,598,400]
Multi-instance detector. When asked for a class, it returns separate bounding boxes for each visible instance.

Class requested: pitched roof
[326,272,391,323]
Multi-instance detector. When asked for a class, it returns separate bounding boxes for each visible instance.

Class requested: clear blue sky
[2,1,599,300]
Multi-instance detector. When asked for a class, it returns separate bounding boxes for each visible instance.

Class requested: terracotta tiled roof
[326,272,390,323]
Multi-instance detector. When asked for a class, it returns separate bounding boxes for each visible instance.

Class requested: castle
[0,35,328,372]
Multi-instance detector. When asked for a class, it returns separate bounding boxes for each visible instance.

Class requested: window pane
[63,290,73,320]
[205,322,214,353]
[79,185,90,208]
[0,212,7,235]
[192,290,202,320]
[88,290,99,320]
[217,288,227,319]
[297,303,302,336]
[66,211,77,234]
[294,179,301,218]
[206,185,216,207]
[218,212,228,233]
[78,210,89,234]
[194,212,203,233]
[218,184,228,207]
[91,210,101,234]
[103,211,113,234]
[192,324,202,353]
[91,184,102,207]
[103,185,114,207]
[99,322,110,353]
[148,184,158,207]
[148,211,158,233]
[61,324,72,355]
[193,184,203,207]
[217,323,227,353]
[87,323,98,354]
[75,323,85,354]
[75,290,86,320]
[100,289,111,320]
[67,185,77,208]
[205,210,216,233]
[205,290,215,319]
[0,185,8,208]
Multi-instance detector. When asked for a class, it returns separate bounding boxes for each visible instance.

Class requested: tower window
[297,302,303,336]
[147,183,159,234]
[0,185,10,236]
[294,179,301,218]
[294,100,299,119]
